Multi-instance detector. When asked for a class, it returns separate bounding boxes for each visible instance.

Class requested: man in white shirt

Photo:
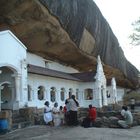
[118,106,133,128]
[69,95,79,126]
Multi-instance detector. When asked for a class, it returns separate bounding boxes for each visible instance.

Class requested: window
[37,86,45,100]
[84,88,93,100]
[69,88,73,98]
[45,61,49,68]
[60,88,65,101]
[76,89,79,100]
[107,90,110,98]
[50,87,56,102]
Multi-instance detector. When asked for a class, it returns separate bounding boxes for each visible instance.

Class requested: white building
[0,30,125,111]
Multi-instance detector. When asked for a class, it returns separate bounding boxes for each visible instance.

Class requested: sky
[94,0,140,71]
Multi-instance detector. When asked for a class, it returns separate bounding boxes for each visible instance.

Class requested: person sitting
[81,104,97,128]
[118,106,133,128]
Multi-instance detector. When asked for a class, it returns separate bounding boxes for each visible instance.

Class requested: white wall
[27,73,80,108]
[79,82,97,107]
[0,30,26,73]
[106,86,113,104]
[0,30,126,110]
[27,73,99,108]
[0,30,27,109]
[47,61,79,73]
[117,87,125,101]
[107,86,125,104]
[27,52,79,73]
[27,53,45,68]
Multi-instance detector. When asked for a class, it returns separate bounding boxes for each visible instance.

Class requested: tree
[129,17,140,46]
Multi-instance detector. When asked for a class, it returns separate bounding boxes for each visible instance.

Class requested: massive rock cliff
[0,0,139,88]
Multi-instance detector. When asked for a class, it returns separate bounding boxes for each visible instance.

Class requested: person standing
[69,95,79,126]
[88,104,97,126]
[52,102,61,127]
[43,101,53,126]
[59,106,64,125]
[130,98,135,112]
[64,99,70,125]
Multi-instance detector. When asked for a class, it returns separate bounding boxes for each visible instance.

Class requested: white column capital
[12,73,21,78]
[13,74,21,102]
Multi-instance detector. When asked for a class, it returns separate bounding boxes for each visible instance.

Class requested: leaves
[129,17,140,46]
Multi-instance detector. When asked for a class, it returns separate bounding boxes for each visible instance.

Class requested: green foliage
[129,17,140,46]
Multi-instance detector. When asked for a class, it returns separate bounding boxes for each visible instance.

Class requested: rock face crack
[0,0,139,88]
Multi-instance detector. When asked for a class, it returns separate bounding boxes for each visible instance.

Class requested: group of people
[81,104,133,129]
[44,94,133,129]
[43,101,65,126]
[43,94,79,126]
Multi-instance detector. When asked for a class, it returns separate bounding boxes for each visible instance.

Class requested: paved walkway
[0,125,140,140]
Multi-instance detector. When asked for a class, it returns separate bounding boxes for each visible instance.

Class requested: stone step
[12,121,32,130]
[78,108,88,118]
[12,117,26,124]
[12,110,19,116]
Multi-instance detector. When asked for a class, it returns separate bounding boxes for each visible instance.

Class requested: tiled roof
[71,72,96,82]
[27,64,96,82]
[27,64,81,81]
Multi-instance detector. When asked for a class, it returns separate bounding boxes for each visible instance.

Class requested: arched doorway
[0,66,18,110]
[1,82,13,109]
[50,87,56,103]
[60,88,65,102]
[37,86,45,100]
[69,88,73,98]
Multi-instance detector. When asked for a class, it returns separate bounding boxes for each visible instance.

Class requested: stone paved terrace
[0,125,140,140]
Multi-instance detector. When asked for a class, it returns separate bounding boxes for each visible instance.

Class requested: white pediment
[0,30,27,50]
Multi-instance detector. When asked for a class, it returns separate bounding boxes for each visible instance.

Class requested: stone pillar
[111,77,117,104]
[46,89,50,101]
[21,59,28,101]
[94,79,102,108]
[31,89,34,101]
[0,85,4,112]
[14,74,21,101]
[78,90,82,105]
[43,89,47,100]
[46,88,51,102]
[34,88,38,102]
[57,89,60,104]
[8,84,14,98]
[102,85,108,106]
[97,86,102,108]
[27,85,32,101]
[8,85,15,110]
[65,89,69,99]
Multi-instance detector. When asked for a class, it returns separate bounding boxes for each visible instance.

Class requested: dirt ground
[0,125,140,140]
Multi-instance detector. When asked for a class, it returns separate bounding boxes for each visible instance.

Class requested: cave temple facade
[0,30,125,111]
